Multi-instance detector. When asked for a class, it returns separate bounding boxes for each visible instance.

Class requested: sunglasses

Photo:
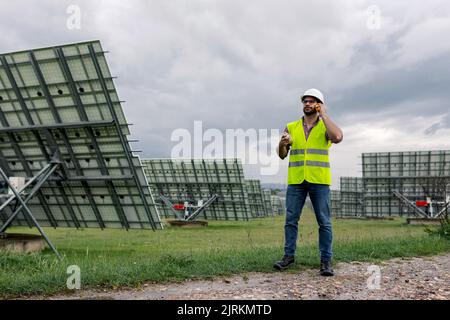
[302,99,317,104]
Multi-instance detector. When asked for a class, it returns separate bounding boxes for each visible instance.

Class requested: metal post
[0,166,62,260]
[159,194,183,219]
[392,190,428,218]
[435,201,450,219]
[0,163,53,213]
[0,163,59,233]
[187,194,219,221]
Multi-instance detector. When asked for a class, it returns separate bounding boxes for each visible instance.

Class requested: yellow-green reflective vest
[287,118,332,185]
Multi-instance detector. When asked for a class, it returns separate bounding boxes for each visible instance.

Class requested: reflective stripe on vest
[306,160,330,168]
[290,149,305,155]
[306,148,328,155]
[289,160,329,168]
[288,161,305,167]
[290,148,328,155]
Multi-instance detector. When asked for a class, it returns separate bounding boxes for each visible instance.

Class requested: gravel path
[45,254,450,300]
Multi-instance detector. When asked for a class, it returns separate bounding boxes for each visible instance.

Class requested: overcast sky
[1,0,450,188]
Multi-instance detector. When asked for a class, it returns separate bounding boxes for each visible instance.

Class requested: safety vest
[286,118,332,185]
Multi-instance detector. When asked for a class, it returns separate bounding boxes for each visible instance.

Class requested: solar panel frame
[0,40,162,233]
[270,195,285,216]
[245,179,268,217]
[143,158,252,221]
[262,189,273,216]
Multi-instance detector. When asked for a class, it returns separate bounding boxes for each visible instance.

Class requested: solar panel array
[362,151,450,178]
[142,158,252,220]
[245,179,268,217]
[330,151,450,218]
[0,40,162,230]
[244,179,285,217]
[340,177,364,217]
[362,151,450,217]
[270,194,285,216]
[330,190,341,216]
[261,189,274,217]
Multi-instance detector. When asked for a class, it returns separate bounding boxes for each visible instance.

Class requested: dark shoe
[273,255,295,270]
[320,260,334,276]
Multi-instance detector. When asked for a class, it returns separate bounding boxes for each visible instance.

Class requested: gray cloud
[425,112,450,135]
[1,0,450,186]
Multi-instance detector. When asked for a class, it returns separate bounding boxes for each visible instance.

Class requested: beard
[303,107,317,116]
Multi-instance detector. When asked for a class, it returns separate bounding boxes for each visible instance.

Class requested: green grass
[1,208,449,298]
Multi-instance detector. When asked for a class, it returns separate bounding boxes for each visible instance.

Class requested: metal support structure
[435,201,450,219]
[87,44,157,230]
[180,161,195,205]
[0,121,115,133]
[145,160,168,217]
[0,128,56,227]
[159,193,218,222]
[190,159,212,220]
[0,41,162,233]
[0,163,54,215]
[142,158,253,221]
[234,159,251,220]
[0,163,59,232]
[213,161,230,220]
[0,165,62,260]
[167,160,184,204]
[2,54,73,228]
[159,194,183,219]
[222,160,239,220]
[202,159,221,220]
[393,191,428,218]
[42,130,81,228]
[29,50,110,229]
[186,194,219,221]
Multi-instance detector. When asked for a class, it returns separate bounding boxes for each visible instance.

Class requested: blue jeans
[284,181,333,261]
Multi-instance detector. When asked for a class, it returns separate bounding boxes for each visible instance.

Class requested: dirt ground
[42,253,450,300]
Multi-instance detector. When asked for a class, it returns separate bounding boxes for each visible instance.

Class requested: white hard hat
[301,88,324,104]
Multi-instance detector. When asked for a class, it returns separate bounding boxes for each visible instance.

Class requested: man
[274,88,343,276]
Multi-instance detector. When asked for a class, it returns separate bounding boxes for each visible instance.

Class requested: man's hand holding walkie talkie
[280,132,292,147]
